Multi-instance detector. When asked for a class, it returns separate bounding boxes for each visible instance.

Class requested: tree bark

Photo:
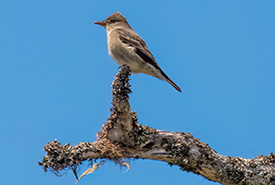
[39,66,275,185]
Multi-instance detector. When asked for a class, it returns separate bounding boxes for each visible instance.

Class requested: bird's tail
[160,70,182,92]
[166,78,182,92]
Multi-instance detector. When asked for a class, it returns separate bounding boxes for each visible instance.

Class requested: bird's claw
[117,65,128,71]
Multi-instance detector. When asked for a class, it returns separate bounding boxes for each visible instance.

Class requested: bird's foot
[117,64,128,71]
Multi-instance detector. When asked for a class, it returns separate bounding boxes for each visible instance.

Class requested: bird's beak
[94,21,106,27]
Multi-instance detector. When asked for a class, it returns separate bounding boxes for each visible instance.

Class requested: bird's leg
[117,64,128,71]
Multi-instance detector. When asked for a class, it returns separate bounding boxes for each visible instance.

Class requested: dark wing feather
[116,29,164,75]
[116,28,182,92]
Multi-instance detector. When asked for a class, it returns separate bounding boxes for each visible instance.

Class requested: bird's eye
[110,19,116,23]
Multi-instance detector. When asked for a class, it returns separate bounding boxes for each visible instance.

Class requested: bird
[94,12,182,92]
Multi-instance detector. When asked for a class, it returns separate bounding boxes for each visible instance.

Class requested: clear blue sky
[0,1,274,185]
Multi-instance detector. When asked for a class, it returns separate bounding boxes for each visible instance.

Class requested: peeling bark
[39,66,275,185]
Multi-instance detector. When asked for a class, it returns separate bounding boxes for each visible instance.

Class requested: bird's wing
[116,28,164,74]
[116,28,182,92]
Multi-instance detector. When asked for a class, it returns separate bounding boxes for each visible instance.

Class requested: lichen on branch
[39,65,275,185]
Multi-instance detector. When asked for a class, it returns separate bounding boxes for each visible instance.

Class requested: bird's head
[94,12,131,30]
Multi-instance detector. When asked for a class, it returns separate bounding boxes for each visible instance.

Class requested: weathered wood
[39,66,275,185]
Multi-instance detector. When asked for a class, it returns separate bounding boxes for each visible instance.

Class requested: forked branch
[39,66,275,185]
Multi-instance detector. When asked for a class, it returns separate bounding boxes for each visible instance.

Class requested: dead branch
[39,66,275,185]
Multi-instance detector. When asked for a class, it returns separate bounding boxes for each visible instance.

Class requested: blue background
[0,1,274,185]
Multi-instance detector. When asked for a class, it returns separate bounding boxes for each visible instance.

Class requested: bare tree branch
[39,66,275,185]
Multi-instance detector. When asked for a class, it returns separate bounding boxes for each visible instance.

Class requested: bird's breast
[106,30,143,72]
[106,29,160,77]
